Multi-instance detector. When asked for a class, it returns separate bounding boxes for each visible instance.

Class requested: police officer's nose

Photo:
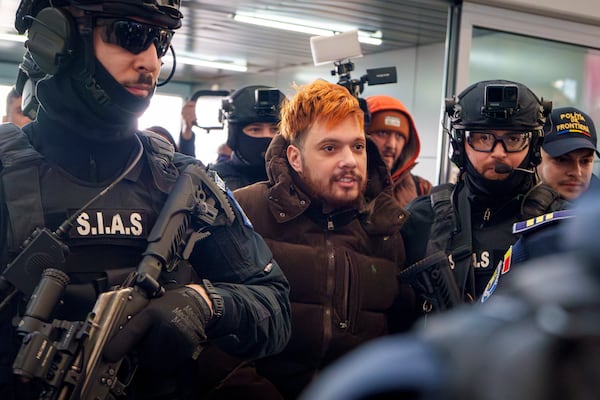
[133,44,160,73]
[490,140,508,157]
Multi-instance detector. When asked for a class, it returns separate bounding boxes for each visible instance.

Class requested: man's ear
[287,144,303,174]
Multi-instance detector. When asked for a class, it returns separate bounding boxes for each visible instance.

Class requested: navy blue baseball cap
[543,107,599,157]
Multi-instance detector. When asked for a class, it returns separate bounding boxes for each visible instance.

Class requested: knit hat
[543,107,599,157]
[367,111,410,141]
[365,96,410,141]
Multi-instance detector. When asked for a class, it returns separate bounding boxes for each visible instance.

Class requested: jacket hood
[365,95,421,181]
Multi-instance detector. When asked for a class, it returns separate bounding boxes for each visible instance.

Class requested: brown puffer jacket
[233,134,416,399]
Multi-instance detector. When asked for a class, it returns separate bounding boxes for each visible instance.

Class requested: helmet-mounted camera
[445,80,551,131]
[219,86,285,125]
[481,84,519,119]
[255,88,284,118]
[444,80,552,170]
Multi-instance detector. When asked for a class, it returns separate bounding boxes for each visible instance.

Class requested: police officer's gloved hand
[104,286,212,365]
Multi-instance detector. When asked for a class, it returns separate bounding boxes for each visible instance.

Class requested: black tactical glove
[104,286,212,365]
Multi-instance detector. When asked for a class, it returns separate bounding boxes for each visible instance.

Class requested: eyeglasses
[98,19,174,58]
[465,131,532,153]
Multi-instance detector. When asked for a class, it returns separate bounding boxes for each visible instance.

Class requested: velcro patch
[69,209,148,239]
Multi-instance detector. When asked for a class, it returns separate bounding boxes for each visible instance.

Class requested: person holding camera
[0,1,291,399]
[401,79,567,307]
[211,85,286,190]
[177,98,198,157]
[233,79,417,399]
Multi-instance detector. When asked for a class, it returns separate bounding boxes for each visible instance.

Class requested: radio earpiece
[25,7,77,75]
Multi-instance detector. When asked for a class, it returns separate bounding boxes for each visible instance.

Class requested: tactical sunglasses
[98,18,174,58]
[465,130,532,153]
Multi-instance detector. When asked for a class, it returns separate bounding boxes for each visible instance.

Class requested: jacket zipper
[321,236,335,360]
[339,252,351,330]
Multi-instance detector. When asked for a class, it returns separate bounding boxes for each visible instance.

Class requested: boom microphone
[494,164,535,174]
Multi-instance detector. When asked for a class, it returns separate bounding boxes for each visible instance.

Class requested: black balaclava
[464,154,534,202]
[36,56,151,142]
[222,85,286,168]
[229,122,273,166]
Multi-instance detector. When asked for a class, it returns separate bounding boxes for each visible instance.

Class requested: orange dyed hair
[280,79,364,146]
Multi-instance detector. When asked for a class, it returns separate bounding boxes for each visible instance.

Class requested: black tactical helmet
[220,85,285,125]
[445,79,552,169]
[447,80,551,131]
[220,85,286,151]
[69,0,182,29]
[15,0,182,33]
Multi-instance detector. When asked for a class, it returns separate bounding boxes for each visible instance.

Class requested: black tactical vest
[426,181,566,300]
[0,124,181,313]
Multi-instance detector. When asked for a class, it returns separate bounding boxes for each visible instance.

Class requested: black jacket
[0,112,291,399]
[402,177,567,301]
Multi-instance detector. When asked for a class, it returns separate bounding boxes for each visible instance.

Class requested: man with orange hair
[365,95,432,207]
[233,79,416,399]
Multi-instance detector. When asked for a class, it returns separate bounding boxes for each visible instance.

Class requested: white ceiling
[0,0,452,85]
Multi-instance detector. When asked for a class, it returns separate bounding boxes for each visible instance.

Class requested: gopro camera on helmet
[219,85,286,156]
[255,88,282,118]
[220,86,285,125]
[445,80,553,170]
[482,84,519,119]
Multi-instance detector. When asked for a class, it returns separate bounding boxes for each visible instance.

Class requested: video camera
[481,84,519,119]
[310,30,397,124]
[254,88,283,117]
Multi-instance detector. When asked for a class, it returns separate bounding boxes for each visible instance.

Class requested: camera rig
[332,61,397,99]
[310,30,397,125]
[330,60,397,125]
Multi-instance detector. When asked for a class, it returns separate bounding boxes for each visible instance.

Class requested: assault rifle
[399,251,462,313]
[6,163,234,400]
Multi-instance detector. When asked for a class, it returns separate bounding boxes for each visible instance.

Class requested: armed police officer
[0,0,290,399]
[211,85,286,190]
[401,80,567,308]
[480,106,600,301]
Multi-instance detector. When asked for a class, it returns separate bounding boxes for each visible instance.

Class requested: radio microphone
[494,164,535,174]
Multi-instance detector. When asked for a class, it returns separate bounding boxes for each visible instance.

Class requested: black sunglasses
[98,19,174,58]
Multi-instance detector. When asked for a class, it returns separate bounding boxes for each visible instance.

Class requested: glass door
[439,2,600,182]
